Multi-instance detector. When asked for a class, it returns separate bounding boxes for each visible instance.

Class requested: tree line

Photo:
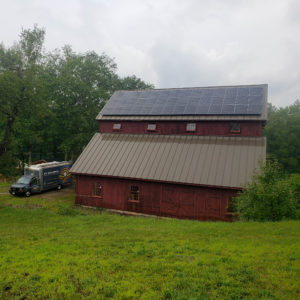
[264,101,300,174]
[0,26,299,177]
[0,26,153,175]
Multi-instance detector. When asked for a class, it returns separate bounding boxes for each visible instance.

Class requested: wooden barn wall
[99,121,263,137]
[75,175,238,221]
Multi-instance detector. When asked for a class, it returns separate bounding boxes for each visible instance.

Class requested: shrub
[290,173,300,204]
[236,160,298,221]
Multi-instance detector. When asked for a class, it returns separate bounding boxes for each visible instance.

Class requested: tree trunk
[28,151,32,166]
[0,116,15,161]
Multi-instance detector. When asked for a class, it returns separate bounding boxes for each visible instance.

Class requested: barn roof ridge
[113,83,268,93]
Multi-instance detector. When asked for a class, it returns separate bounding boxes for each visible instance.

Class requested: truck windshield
[17,176,31,184]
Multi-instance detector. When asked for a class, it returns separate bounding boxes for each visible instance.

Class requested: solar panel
[235,105,248,114]
[101,85,266,116]
[236,96,248,105]
[209,105,222,114]
[225,88,237,97]
[221,105,235,114]
[248,104,262,114]
[197,105,210,114]
[211,96,223,105]
[223,97,235,105]
[184,105,198,114]
[237,87,249,96]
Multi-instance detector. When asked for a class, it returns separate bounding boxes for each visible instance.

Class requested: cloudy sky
[1,0,299,107]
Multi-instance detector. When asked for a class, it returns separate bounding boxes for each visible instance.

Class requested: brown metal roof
[71,133,266,189]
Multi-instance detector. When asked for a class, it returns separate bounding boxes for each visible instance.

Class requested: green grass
[0,188,299,299]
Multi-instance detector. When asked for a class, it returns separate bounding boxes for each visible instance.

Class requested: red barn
[71,84,267,221]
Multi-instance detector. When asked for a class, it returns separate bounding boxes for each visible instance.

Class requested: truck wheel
[57,184,62,191]
[25,191,31,197]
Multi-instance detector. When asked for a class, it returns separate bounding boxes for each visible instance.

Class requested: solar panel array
[101,86,265,116]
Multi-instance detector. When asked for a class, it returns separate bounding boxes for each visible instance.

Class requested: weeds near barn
[0,187,299,299]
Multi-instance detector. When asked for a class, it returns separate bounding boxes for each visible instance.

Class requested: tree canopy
[0,26,153,175]
[264,100,300,173]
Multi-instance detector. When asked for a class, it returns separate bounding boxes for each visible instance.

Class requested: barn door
[205,192,221,217]
[178,188,195,218]
[161,186,179,216]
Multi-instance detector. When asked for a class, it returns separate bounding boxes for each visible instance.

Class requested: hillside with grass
[0,183,299,299]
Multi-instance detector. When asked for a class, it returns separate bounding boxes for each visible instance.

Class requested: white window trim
[186,123,196,132]
[147,124,157,131]
[113,123,122,130]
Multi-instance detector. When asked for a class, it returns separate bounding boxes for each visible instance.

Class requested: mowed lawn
[0,183,299,299]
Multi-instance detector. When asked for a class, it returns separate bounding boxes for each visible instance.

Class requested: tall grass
[0,190,299,299]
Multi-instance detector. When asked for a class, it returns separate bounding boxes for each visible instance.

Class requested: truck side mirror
[30,177,36,186]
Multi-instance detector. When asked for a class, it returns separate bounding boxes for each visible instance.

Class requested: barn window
[230,123,240,133]
[130,186,139,201]
[93,183,102,197]
[186,123,196,131]
[113,123,122,130]
[147,124,156,131]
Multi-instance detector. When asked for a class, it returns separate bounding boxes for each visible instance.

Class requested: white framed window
[93,183,102,197]
[130,186,139,201]
[147,124,156,131]
[186,123,196,132]
[230,123,240,133]
[113,123,122,130]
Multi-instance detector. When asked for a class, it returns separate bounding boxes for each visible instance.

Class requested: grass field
[0,183,299,299]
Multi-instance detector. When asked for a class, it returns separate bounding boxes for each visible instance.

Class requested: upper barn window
[230,123,240,133]
[113,123,122,130]
[147,124,157,131]
[186,123,196,132]
[93,183,102,197]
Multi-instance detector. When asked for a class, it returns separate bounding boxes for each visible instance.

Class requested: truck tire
[25,190,31,197]
[57,184,62,191]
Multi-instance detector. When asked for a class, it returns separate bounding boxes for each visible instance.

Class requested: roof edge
[70,172,243,190]
[112,83,268,93]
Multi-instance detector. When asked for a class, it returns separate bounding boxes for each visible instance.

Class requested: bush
[236,160,299,221]
[0,152,22,178]
[290,173,300,203]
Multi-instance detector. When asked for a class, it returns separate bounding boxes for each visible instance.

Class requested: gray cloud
[0,0,299,106]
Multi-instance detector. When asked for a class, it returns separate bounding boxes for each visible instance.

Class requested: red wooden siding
[99,121,263,136]
[75,175,238,221]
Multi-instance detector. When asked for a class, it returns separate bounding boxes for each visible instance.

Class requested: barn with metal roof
[71,84,267,221]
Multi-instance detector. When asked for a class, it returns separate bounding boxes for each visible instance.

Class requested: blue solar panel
[211,96,223,105]
[101,85,266,116]
[197,105,210,114]
[223,97,235,105]
[236,96,248,105]
[235,105,248,114]
[225,88,237,97]
[184,105,198,114]
[248,105,262,114]
[208,105,222,114]
[221,105,235,114]
[237,87,249,96]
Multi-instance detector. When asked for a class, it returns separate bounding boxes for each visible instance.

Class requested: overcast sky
[1,0,299,107]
